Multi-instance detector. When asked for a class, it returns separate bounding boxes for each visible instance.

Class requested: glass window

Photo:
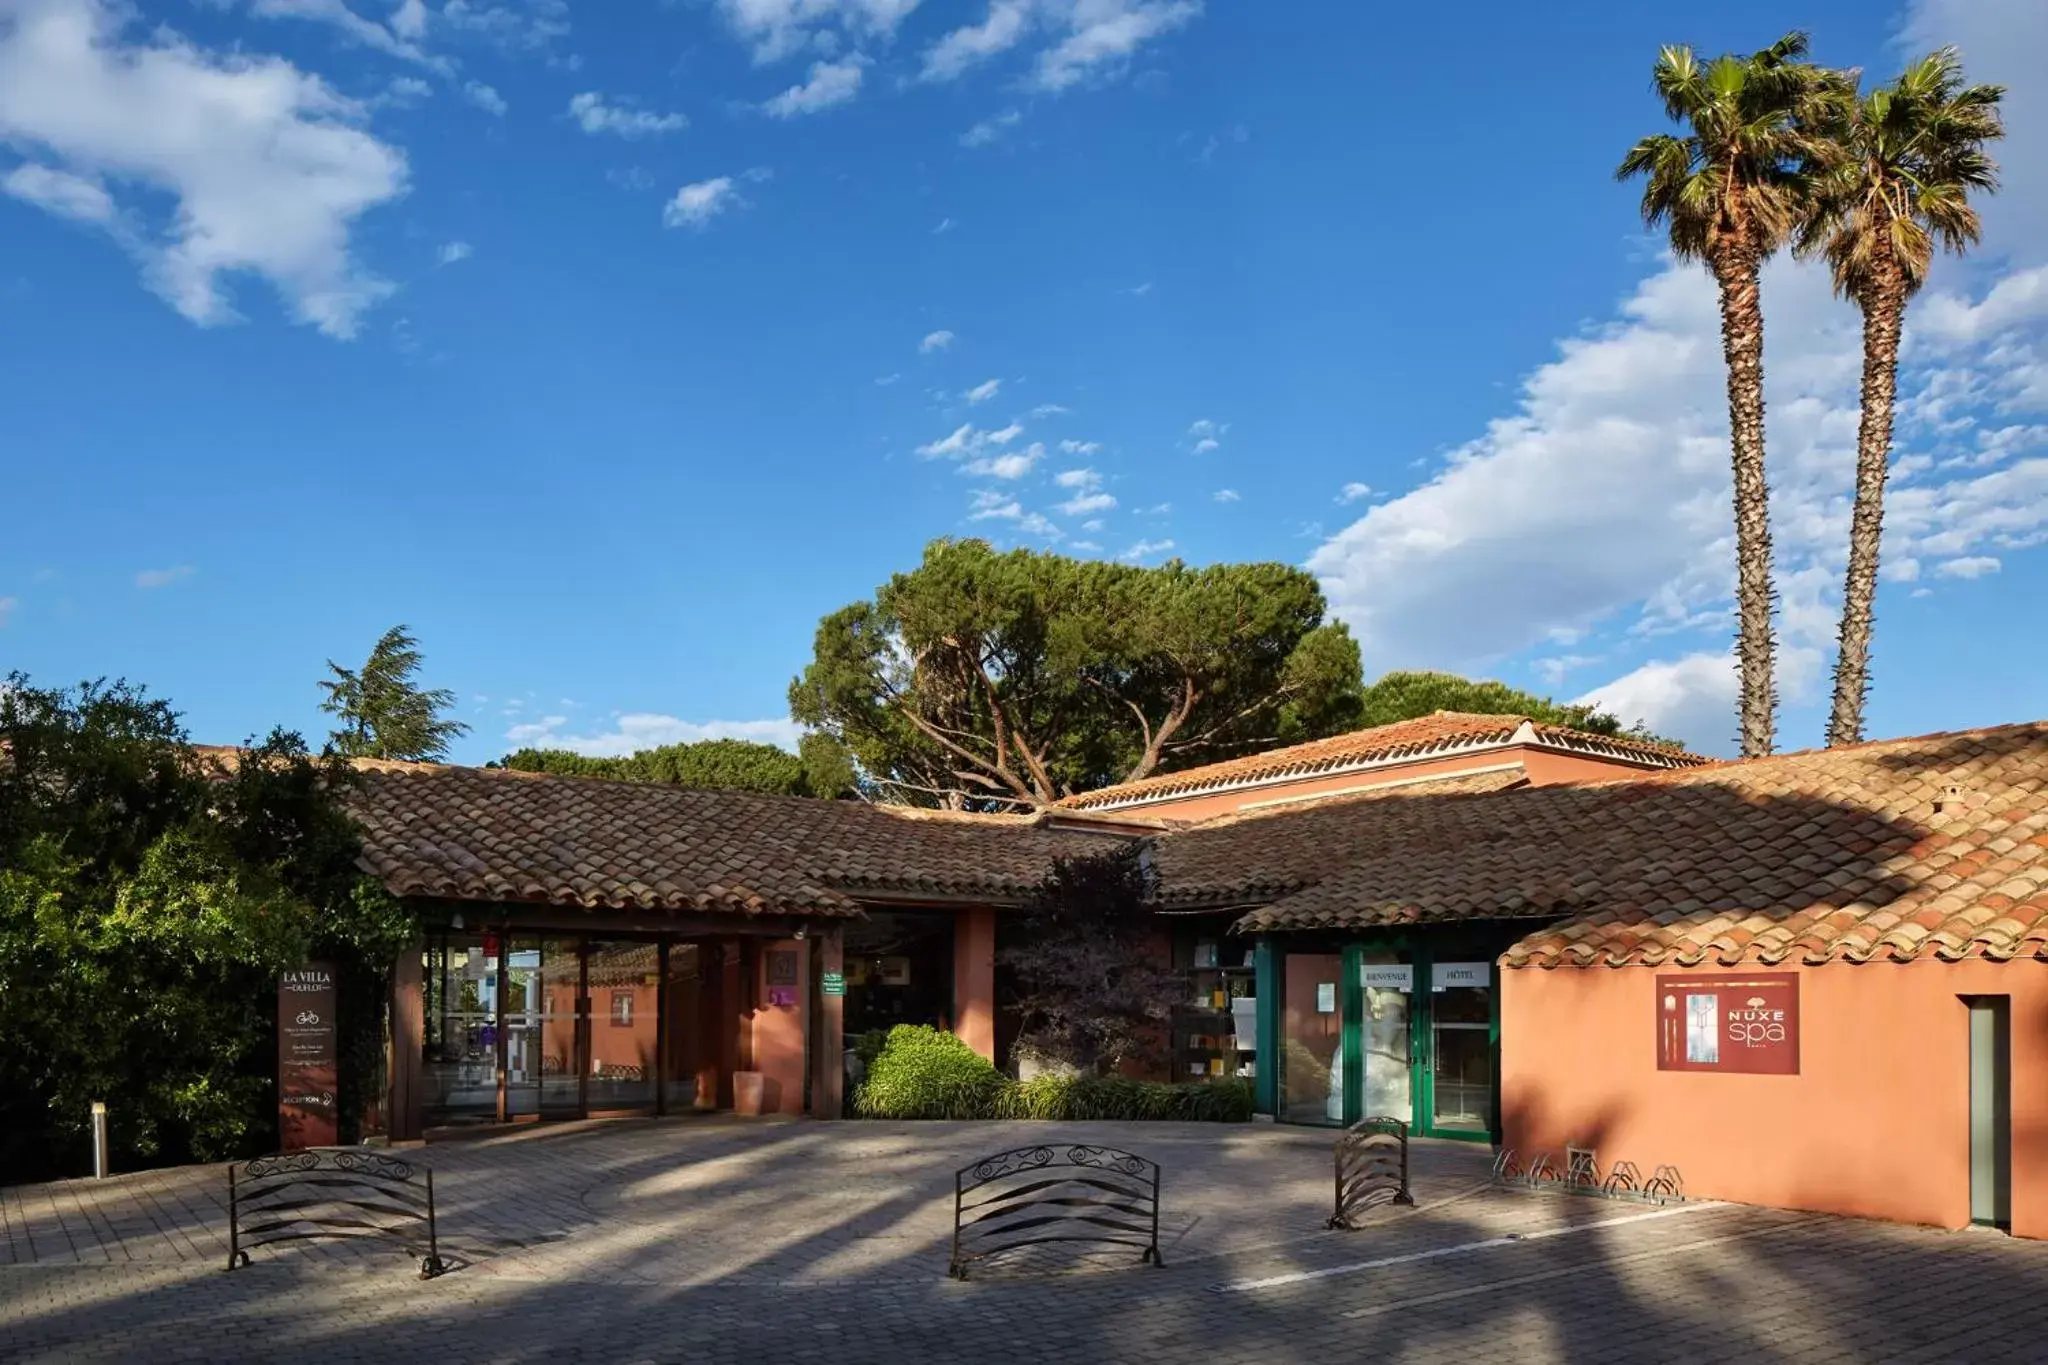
[1360,955,1412,1124]
[1281,952,1344,1125]
[421,933,501,1126]
[611,991,634,1026]
[585,940,658,1112]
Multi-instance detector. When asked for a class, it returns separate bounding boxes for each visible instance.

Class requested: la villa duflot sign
[278,963,339,1149]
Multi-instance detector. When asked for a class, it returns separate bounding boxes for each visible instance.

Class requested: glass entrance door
[1281,953,1344,1124]
[506,937,583,1119]
[1428,968,1493,1133]
[585,940,659,1113]
[1360,959,1413,1124]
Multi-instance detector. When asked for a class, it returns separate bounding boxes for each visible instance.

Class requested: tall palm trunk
[1826,256,1907,748]
[1710,240,1779,758]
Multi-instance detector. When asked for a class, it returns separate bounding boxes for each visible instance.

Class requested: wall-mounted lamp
[450,912,465,931]
[792,926,808,941]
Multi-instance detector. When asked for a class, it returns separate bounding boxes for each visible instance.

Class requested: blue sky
[2,0,2044,764]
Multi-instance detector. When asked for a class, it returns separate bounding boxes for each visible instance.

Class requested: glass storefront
[1255,940,1501,1139]
[421,931,717,1129]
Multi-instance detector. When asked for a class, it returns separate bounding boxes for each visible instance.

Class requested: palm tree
[1618,33,1844,758]
[1800,50,2003,747]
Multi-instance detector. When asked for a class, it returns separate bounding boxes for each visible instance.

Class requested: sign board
[821,972,846,997]
[1431,961,1490,991]
[1656,973,1800,1075]
[1360,964,1414,992]
[1315,981,1337,1013]
[277,963,338,1150]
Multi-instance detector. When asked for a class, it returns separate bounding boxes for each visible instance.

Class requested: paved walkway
[4,1118,2047,1362]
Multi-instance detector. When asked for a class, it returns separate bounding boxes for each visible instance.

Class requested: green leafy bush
[852,1025,1252,1123]
[853,1025,1010,1119]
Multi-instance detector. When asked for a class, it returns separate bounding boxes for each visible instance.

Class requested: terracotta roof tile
[1224,721,2048,968]
[347,765,1123,917]
[1059,711,1705,810]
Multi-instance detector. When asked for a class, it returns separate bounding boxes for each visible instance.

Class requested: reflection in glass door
[1281,953,1344,1124]
[1430,978,1493,1132]
[506,938,582,1118]
[1360,958,1412,1124]
[585,940,659,1113]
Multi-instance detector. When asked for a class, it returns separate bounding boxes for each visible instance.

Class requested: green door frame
[1251,931,1502,1141]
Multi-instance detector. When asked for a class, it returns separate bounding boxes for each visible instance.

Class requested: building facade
[345,714,2048,1239]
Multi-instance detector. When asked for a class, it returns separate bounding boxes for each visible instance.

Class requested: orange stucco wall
[953,907,997,1062]
[748,938,808,1116]
[1502,960,2048,1236]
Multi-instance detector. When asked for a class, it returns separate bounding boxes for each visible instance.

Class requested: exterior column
[953,906,997,1063]
[387,942,424,1142]
[811,926,845,1118]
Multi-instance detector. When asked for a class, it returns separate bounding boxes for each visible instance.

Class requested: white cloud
[436,240,471,265]
[2,162,113,222]
[1053,467,1100,489]
[1057,490,1116,516]
[439,0,571,52]
[1119,281,1153,297]
[1034,0,1201,92]
[249,0,441,68]
[1575,652,1736,754]
[933,216,955,234]
[968,489,1021,520]
[920,0,1030,82]
[1187,417,1226,452]
[1059,438,1099,455]
[507,712,803,757]
[1213,488,1239,503]
[965,442,1043,479]
[959,107,1021,148]
[917,421,1024,459]
[1191,438,1218,454]
[964,377,1001,404]
[379,74,432,108]
[569,91,687,137]
[134,565,194,589]
[1120,537,1175,561]
[662,176,744,229]
[390,0,428,40]
[1934,555,2001,579]
[1338,482,1371,504]
[1031,403,1070,417]
[0,0,408,338]
[919,328,955,353]
[763,56,865,118]
[0,597,18,627]
[1308,230,2048,754]
[874,371,901,386]
[713,0,922,65]
[462,80,507,115]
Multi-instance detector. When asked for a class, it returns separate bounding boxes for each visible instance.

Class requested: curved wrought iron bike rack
[1328,1116,1415,1229]
[949,1144,1162,1280]
[225,1149,445,1278]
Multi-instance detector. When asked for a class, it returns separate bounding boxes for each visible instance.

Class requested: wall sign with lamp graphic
[1656,973,1800,1074]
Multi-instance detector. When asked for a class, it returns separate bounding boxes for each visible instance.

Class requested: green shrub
[850,1028,892,1071]
[853,1024,1010,1119]
[852,1026,1253,1123]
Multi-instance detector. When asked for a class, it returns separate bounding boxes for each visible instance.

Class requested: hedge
[851,1024,1253,1122]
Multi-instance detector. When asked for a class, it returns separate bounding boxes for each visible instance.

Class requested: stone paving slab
[5,1120,2048,1363]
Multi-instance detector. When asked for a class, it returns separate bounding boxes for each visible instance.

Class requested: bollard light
[90,1101,110,1179]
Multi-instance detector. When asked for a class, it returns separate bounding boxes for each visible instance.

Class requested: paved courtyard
[5,1118,2047,1362]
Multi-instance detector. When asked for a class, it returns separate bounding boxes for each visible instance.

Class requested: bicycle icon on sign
[296,1011,322,1026]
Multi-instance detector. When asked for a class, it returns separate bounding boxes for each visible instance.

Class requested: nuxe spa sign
[1655,973,1800,1075]
[278,963,339,1149]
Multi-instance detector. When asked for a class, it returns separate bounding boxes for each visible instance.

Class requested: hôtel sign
[1655,972,1800,1075]
[278,963,339,1149]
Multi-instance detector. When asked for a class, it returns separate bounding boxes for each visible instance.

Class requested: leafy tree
[1619,33,1845,759]
[999,848,1185,1077]
[789,538,1362,808]
[498,735,857,798]
[319,625,469,761]
[1798,50,2003,747]
[1357,671,1687,750]
[0,674,411,1180]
